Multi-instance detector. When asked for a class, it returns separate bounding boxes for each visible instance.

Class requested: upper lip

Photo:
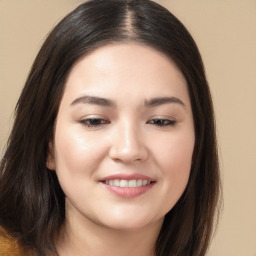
[100,173,155,182]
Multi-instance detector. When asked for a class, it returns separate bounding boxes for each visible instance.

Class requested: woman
[0,0,221,255]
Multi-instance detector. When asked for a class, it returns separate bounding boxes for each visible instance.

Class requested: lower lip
[102,183,155,198]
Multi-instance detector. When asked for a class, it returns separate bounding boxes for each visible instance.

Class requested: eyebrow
[71,95,185,108]
[71,95,116,107]
[145,97,185,107]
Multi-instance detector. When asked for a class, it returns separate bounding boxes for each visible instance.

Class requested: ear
[46,140,56,170]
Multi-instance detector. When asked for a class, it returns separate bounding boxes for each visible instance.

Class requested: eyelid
[147,115,176,121]
[146,116,177,127]
[78,115,110,128]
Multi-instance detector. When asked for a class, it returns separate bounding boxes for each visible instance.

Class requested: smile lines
[103,179,153,188]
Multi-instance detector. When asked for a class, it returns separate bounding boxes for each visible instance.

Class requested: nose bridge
[122,119,139,149]
[109,117,148,162]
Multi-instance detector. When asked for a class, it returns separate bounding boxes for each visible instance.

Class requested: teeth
[120,180,128,187]
[128,180,136,188]
[103,179,152,188]
[142,180,148,186]
[137,179,143,186]
[114,179,120,186]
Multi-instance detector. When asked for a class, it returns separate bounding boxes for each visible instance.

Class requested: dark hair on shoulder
[0,0,221,255]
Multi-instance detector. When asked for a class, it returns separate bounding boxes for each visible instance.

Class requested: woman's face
[47,43,195,231]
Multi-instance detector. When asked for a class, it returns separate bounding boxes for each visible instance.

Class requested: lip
[100,173,156,198]
[100,173,154,181]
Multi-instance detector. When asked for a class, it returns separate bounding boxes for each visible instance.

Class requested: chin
[96,211,163,232]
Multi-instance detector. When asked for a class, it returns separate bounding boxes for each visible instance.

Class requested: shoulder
[0,227,32,256]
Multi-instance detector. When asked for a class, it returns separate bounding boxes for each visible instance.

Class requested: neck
[55,207,163,256]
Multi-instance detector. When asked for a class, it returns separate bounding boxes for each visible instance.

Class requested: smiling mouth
[102,179,154,188]
[100,174,156,198]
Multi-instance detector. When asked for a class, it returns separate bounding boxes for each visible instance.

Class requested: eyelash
[146,118,176,127]
[79,118,110,128]
[79,118,176,128]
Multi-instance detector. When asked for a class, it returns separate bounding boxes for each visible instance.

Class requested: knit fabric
[0,227,30,256]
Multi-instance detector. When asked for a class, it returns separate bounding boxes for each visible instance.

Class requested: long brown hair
[0,0,221,255]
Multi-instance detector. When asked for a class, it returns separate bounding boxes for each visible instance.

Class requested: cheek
[152,131,194,194]
[154,131,194,171]
[53,126,107,178]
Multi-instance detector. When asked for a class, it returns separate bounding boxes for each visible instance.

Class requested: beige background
[0,0,255,255]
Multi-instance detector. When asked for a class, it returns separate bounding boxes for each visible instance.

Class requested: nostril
[108,129,149,163]
[109,149,147,163]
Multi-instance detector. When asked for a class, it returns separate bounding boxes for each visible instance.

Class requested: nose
[109,120,149,163]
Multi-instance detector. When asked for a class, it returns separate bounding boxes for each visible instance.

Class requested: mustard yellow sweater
[0,228,31,256]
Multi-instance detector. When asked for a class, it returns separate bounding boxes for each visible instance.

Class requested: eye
[79,118,110,128]
[147,118,176,127]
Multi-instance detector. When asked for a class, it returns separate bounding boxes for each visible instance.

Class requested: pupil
[157,120,165,125]
[91,119,101,125]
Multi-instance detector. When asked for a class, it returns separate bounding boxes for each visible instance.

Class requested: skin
[47,43,195,256]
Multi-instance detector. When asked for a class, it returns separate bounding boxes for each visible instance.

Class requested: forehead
[68,43,185,80]
[62,43,189,106]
